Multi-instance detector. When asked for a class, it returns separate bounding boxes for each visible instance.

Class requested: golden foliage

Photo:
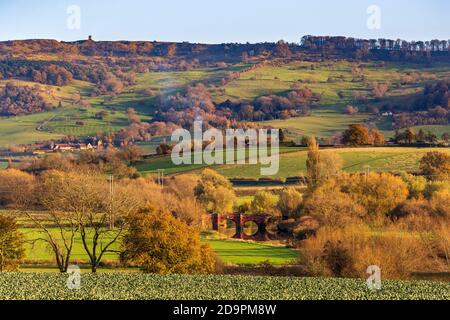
[120,208,217,275]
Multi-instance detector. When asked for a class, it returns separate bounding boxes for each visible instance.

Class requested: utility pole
[157,169,165,187]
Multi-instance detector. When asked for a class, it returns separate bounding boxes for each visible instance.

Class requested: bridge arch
[212,213,278,241]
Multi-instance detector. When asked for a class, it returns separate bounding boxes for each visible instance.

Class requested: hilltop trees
[0,82,52,116]
[0,216,25,272]
[120,207,216,275]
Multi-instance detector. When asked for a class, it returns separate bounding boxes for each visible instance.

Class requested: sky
[0,0,449,43]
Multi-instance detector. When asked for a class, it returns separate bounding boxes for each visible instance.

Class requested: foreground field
[0,273,448,300]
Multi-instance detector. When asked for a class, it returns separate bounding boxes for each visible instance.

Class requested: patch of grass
[205,240,298,265]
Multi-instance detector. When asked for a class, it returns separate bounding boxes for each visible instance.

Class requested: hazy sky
[0,0,449,43]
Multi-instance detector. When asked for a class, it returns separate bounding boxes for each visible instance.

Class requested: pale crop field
[0,273,448,300]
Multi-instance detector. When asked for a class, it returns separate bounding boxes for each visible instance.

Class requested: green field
[0,273,448,300]
[21,228,298,266]
[207,240,297,265]
[135,147,450,180]
[263,114,368,139]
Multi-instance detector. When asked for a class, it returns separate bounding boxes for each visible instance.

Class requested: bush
[400,173,427,199]
[302,189,366,227]
[300,224,437,279]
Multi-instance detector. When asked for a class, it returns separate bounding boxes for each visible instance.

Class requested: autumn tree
[118,144,144,163]
[370,128,385,145]
[344,105,359,115]
[306,138,343,190]
[275,40,292,58]
[0,215,25,272]
[195,169,236,214]
[120,207,217,274]
[404,128,416,144]
[342,124,372,145]
[277,187,303,219]
[127,108,140,124]
[420,152,450,181]
[303,183,366,227]
[306,137,321,190]
[251,191,279,216]
[165,175,205,229]
[372,82,389,99]
[340,173,409,221]
[0,169,35,208]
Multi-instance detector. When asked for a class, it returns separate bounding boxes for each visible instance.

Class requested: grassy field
[0,273,448,300]
[20,228,298,266]
[135,147,450,180]
[207,239,296,265]
[263,114,367,139]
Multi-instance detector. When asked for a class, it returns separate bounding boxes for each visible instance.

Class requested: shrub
[400,173,427,199]
[300,224,436,279]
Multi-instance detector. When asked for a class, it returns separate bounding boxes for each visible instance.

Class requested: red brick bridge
[211,213,278,241]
